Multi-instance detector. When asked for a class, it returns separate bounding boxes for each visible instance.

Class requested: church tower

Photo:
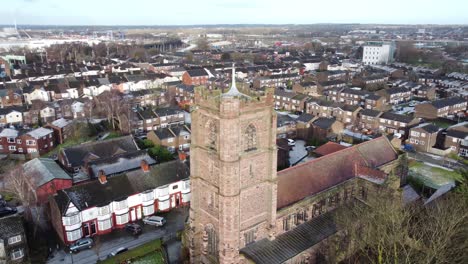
[188,66,278,263]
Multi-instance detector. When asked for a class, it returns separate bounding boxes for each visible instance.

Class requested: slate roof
[23,158,71,187]
[380,112,415,124]
[277,114,296,127]
[27,127,53,139]
[446,129,467,139]
[430,97,466,109]
[88,150,156,178]
[276,137,397,209]
[53,160,189,215]
[126,160,190,193]
[186,69,208,77]
[61,135,138,167]
[416,123,440,134]
[312,117,336,129]
[360,109,382,117]
[240,211,337,264]
[386,87,410,94]
[154,107,181,117]
[53,174,136,214]
[50,118,72,128]
[0,216,24,240]
[314,142,347,156]
[296,113,315,123]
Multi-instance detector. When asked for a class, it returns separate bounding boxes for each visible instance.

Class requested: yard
[99,239,164,264]
[408,160,462,189]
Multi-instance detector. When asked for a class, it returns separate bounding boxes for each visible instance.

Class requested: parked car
[0,207,17,217]
[107,247,128,258]
[125,223,142,235]
[143,216,166,227]
[287,139,296,146]
[69,238,93,253]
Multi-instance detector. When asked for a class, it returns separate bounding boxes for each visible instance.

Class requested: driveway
[47,207,188,264]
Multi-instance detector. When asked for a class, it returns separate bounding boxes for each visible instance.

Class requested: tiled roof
[276,137,397,209]
[314,142,347,156]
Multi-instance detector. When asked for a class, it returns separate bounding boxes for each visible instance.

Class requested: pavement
[47,207,188,264]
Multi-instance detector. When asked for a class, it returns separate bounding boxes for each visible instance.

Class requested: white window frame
[8,235,22,245]
[63,213,80,226]
[66,228,82,242]
[115,213,129,225]
[11,248,24,260]
[98,218,112,231]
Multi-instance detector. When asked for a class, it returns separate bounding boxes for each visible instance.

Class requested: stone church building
[187,69,403,264]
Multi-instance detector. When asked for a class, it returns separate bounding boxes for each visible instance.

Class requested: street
[47,207,188,264]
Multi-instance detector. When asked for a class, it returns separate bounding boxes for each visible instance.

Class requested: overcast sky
[1,0,467,25]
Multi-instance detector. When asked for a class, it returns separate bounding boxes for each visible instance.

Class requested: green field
[409,161,461,189]
[99,239,164,264]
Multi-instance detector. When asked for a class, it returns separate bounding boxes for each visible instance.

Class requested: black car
[0,207,17,217]
[125,223,142,235]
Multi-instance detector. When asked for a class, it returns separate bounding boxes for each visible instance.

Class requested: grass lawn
[133,251,165,264]
[99,239,163,264]
[104,131,122,140]
[409,161,461,189]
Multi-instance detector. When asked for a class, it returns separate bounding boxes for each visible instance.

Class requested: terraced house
[414,97,467,119]
[49,160,190,244]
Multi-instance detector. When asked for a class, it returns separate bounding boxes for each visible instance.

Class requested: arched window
[206,120,217,150]
[205,225,218,256]
[245,124,257,152]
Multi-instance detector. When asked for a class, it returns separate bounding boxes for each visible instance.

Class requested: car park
[107,247,128,258]
[69,238,93,253]
[142,216,166,227]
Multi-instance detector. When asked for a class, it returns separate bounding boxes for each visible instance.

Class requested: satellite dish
[0,71,6,78]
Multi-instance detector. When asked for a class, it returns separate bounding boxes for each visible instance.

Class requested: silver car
[69,238,93,253]
[143,216,166,226]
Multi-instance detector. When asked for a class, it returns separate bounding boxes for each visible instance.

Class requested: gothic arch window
[206,120,217,150]
[245,124,257,152]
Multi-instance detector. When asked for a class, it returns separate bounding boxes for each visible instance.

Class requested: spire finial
[224,63,242,96]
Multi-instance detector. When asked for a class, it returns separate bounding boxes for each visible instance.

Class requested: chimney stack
[98,170,107,184]
[141,160,150,172]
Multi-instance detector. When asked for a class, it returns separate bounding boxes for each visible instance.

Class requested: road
[47,207,188,264]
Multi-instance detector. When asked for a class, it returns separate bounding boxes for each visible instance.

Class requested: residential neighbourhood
[0,10,467,264]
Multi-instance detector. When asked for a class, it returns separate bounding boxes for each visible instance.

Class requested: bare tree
[322,187,468,264]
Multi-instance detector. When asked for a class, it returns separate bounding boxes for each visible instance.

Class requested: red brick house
[0,127,54,157]
[182,69,209,86]
[45,118,73,144]
[23,158,72,203]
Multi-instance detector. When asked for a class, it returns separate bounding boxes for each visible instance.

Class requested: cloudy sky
[1,0,467,25]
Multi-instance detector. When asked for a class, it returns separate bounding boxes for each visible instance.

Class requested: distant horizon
[2,0,468,26]
[2,23,468,28]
